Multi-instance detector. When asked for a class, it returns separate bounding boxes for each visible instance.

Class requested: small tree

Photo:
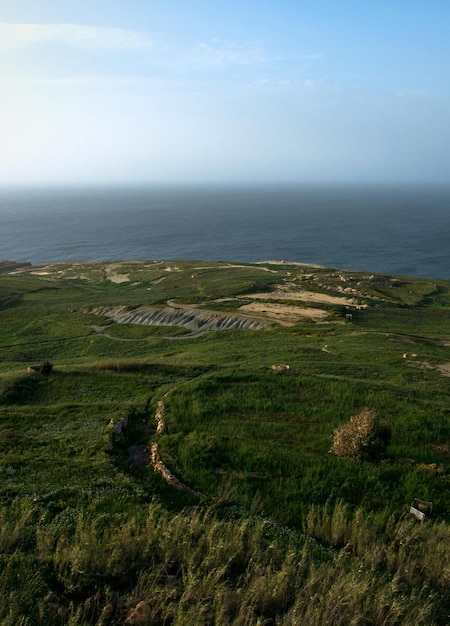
[329,408,391,461]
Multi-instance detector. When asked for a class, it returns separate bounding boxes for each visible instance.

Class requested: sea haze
[0,184,449,279]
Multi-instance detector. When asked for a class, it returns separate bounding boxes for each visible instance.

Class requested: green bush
[329,408,391,461]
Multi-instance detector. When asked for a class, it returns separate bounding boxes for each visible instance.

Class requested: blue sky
[1,1,449,185]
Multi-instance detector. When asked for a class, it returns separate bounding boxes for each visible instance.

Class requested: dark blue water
[0,184,449,279]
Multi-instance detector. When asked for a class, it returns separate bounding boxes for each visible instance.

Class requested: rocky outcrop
[125,601,152,624]
[105,413,129,450]
[0,260,32,273]
[88,303,265,334]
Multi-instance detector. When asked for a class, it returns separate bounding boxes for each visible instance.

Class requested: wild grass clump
[329,407,391,461]
[305,500,450,592]
[1,502,444,625]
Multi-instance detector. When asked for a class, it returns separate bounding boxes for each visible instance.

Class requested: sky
[1,0,450,186]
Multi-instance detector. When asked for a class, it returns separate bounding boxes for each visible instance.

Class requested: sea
[0,184,449,280]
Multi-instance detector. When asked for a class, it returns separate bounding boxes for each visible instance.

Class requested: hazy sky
[1,1,449,186]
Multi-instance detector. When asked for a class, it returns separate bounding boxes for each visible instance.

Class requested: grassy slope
[0,260,449,625]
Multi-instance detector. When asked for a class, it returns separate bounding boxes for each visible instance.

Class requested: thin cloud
[191,39,271,69]
[0,21,318,83]
[0,21,152,53]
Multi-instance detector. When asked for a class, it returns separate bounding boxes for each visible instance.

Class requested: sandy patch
[192,263,278,273]
[104,264,130,284]
[436,363,450,377]
[239,301,329,324]
[163,265,181,272]
[106,273,130,284]
[411,361,450,378]
[245,288,356,307]
[258,260,327,269]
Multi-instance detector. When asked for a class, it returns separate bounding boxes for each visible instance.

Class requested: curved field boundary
[150,400,204,498]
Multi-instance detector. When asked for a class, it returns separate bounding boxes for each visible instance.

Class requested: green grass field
[0,260,449,624]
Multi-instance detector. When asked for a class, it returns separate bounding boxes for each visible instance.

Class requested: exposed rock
[110,413,129,435]
[151,443,197,493]
[100,604,114,621]
[155,400,167,434]
[0,260,32,273]
[106,413,130,450]
[88,303,265,335]
[125,600,152,624]
[150,402,203,498]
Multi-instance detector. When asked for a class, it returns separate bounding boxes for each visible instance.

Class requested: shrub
[39,360,53,376]
[329,408,391,461]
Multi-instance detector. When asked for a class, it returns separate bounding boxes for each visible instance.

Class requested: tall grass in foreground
[305,500,450,591]
[0,500,448,625]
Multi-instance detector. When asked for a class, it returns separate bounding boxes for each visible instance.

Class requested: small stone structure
[150,401,203,498]
[410,499,433,521]
[151,442,202,497]
[110,413,128,435]
[155,400,167,434]
[105,413,129,450]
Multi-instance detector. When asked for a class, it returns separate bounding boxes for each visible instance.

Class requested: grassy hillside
[0,260,449,624]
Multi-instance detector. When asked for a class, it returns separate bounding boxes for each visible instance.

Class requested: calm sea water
[0,184,449,279]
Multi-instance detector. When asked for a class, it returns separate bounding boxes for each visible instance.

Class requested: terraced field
[0,259,449,625]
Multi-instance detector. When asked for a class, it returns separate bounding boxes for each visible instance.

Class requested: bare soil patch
[410,360,450,378]
[239,301,329,324]
[436,362,450,377]
[245,287,356,307]
[104,263,131,284]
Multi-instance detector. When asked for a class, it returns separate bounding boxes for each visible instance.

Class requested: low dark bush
[39,361,53,376]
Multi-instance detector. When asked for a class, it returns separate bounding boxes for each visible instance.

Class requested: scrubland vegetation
[0,259,449,624]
